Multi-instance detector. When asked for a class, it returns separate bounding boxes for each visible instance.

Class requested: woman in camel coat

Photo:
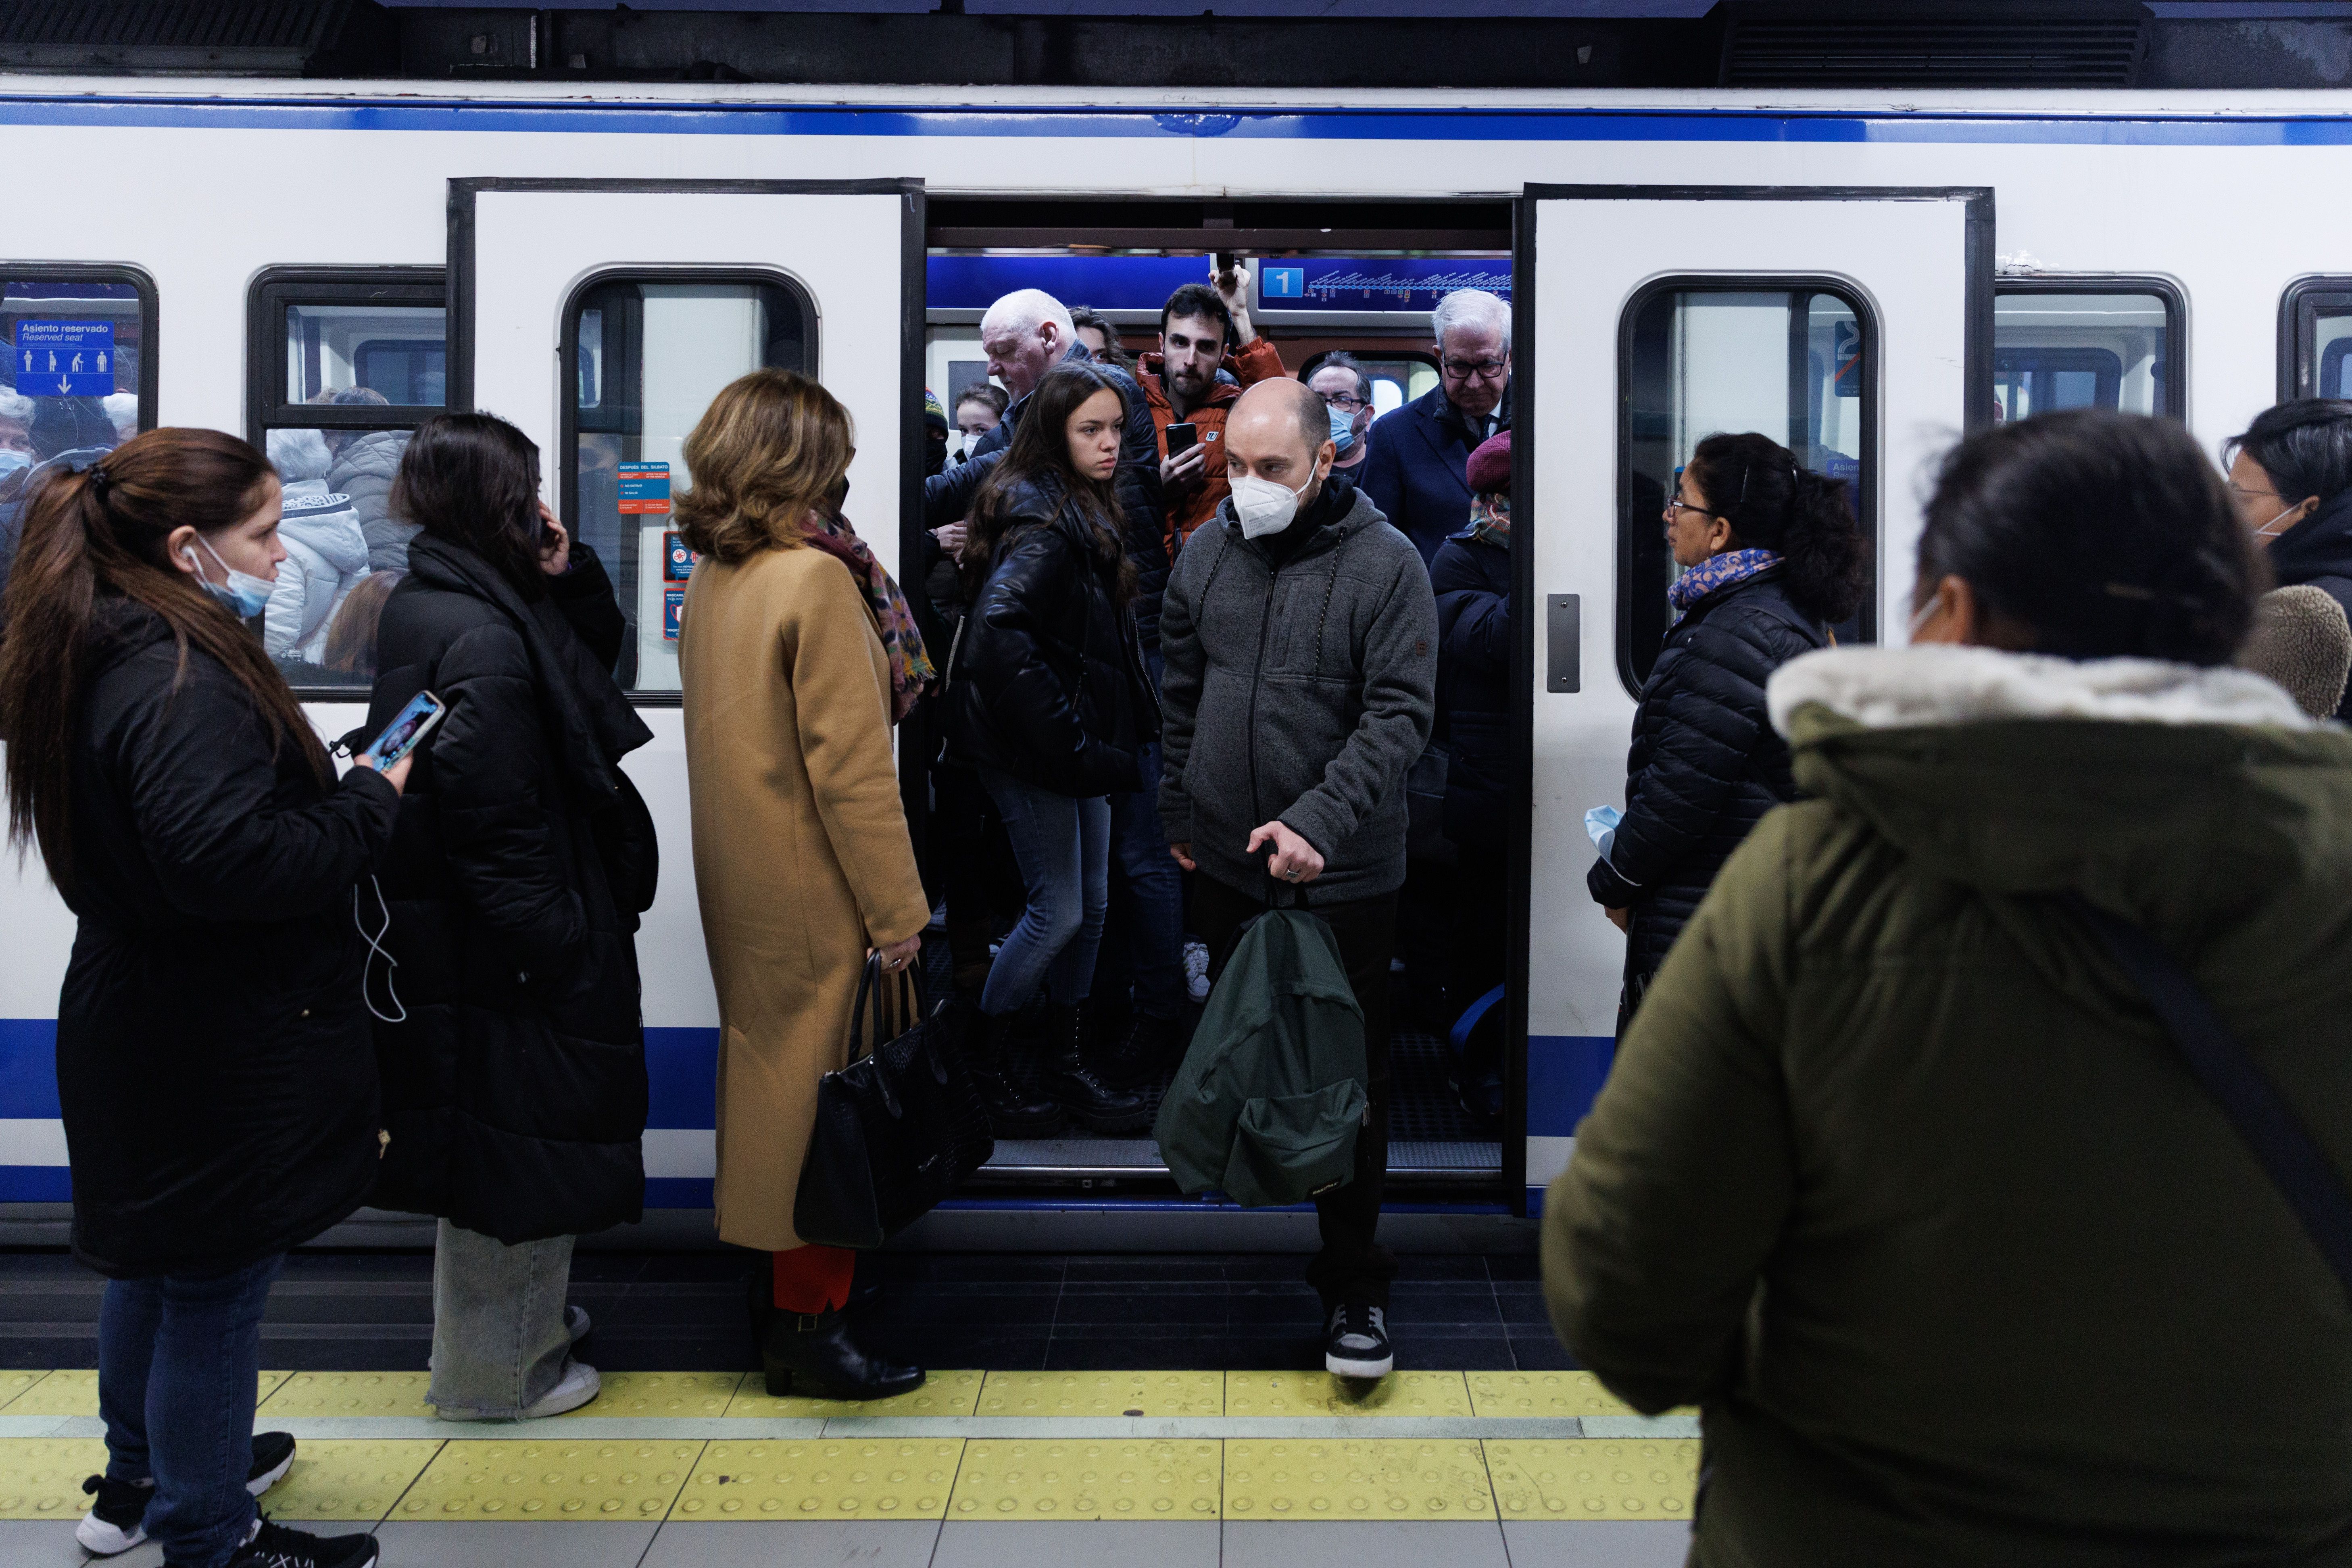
[676,369,935,1401]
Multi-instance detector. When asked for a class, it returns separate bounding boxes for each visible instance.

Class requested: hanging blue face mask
[1328,402,1356,457]
[184,536,275,620]
[0,448,29,485]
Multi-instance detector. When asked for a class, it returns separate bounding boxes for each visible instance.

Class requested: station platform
[0,1249,1698,1566]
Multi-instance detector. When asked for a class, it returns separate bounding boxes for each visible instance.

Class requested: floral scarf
[1668,547,1781,622]
[805,508,936,723]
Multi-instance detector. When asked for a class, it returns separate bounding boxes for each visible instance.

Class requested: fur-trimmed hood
[1765,643,2352,917]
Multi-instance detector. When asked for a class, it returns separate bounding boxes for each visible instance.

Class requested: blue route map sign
[12,320,115,397]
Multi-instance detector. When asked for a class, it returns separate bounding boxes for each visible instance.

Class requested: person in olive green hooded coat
[1545,408,2352,1568]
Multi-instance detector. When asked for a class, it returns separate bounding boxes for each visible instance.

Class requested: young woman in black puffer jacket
[940,361,1159,1136]
[1589,431,1868,1015]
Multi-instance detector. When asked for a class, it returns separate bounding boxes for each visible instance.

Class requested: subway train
[1,74,2345,1247]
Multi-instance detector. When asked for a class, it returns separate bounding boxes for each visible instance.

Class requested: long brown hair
[965,361,1135,603]
[392,413,547,600]
[0,428,329,896]
[673,369,853,564]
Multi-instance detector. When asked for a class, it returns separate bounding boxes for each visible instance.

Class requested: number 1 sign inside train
[13,320,115,397]
[618,461,671,515]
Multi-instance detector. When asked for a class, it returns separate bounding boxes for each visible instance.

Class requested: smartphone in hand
[1165,422,1199,457]
[361,690,448,771]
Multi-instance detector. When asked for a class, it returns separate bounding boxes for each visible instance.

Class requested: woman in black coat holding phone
[1589,431,1868,1013]
[363,413,657,1422]
[0,429,399,1568]
[941,361,1159,1136]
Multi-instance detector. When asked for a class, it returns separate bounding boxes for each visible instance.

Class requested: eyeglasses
[1664,498,1720,521]
[1441,357,1509,381]
[1323,393,1368,411]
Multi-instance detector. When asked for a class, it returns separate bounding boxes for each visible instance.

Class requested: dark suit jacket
[1360,383,1512,566]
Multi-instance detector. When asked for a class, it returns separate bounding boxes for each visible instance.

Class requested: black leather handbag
[793,957,995,1249]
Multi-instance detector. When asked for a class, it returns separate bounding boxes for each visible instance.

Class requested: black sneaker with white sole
[208,1516,379,1568]
[78,1431,300,1556]
[1324,1302,1394,1380]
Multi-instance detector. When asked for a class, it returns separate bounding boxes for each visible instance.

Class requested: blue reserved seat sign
[12,320,115,397]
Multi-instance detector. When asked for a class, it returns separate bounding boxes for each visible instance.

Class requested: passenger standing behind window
[2223,398,2352,720]
[675,369,931,1400]
[942,362,1159,1136]
[1588,432,1868,1019]
[1309,351,1375,480]
[1546,409,2349,1566]
[0,430,402,1568]
[363,413,659,1422]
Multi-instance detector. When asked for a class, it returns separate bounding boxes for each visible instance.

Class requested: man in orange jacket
[1135,266,1289,558]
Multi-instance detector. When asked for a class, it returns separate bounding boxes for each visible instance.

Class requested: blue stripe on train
[0,1019,59,1119]
[1527,1034,1615,1138]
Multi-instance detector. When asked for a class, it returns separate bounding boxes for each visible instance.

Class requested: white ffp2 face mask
[1229,471,1311,539]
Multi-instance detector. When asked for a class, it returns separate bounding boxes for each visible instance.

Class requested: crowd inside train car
[6,252,2352,1566]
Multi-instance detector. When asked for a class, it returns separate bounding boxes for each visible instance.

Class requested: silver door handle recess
[1547,594,1580,692]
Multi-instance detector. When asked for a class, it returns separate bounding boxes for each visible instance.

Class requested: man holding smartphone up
[1137,258,1289,560]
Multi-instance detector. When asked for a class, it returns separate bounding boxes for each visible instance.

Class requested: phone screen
[363,690,446,770]
[1165,422,1198,456]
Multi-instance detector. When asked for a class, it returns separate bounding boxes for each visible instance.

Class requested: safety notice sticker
[619,461,671,515]
[663,530,697,582]
[663,588,685,641]
[13,320,115,397]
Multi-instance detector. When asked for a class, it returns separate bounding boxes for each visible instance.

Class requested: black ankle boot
[1043,1002,1151,1133]
[967,1008,1062,1136]
[762,1307,925,1400]
[1095,1010,1188,1091]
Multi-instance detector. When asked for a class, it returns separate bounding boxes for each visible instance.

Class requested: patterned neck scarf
[804,507,935,723]
[1668,547,1781,620]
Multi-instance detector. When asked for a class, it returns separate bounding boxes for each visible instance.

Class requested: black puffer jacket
[56,599,400,1277]
[1430,526,1510,854]
[940,474,1158,799]
[922,342,1170,650]
[1588,567,1825,984]
[363,535,658,1244]
[2264,488,2352,720]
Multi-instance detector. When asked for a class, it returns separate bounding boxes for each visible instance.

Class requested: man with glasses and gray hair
[1361,289,1512,565]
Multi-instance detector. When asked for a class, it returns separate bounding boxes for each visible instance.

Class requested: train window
[1618,281,1876,692]
[1297,348,1437,418]
[0,267,158,596]
[561,271,815,696]
[2284,277,2352,400]
[245,268,447,692]
[1994,281,2181,420]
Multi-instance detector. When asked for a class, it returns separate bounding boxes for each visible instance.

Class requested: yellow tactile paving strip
[1468,1371,1694,1421]
[723,1367,983,1419]
[0,1370,52,1411]
[260,1370,436,1419]
[265,1440,444,1521]
[978,1370,1224,1418]
[673,1438,962,1520]
[2,1369,292,1418]
[0,1437,108,1519]
[395,1438,701,1520]
[1224,1439,1496,1520]
[559,1371,746,1420]
[1485,1438,1699,1520]
[950,1438,1223,1521]
[1225,1370,1473,1417]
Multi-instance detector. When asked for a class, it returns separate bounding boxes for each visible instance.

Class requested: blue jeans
[1099,737,1188,1018]
[98,1253,282,1568]
[979,768,1111,1015]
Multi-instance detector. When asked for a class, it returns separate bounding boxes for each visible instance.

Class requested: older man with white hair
[1360,288,1513,566]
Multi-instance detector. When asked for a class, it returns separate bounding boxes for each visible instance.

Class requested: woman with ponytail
[0,430,401,1568]
[1587,430,1868,1011]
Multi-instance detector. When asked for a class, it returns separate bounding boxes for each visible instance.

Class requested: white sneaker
[436,1357,601,1421]
[565,1304,591,1344]
[1184,940,1211,1002]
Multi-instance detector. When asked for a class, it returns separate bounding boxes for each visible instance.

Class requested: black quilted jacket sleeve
[1589,590,1817,909]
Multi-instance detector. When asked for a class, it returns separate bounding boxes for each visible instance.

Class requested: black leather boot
[762,1307,924,1400]
[967,1007,1062,1136]
[1043,1002,1151,1132]
[1094,1010,1188,1091]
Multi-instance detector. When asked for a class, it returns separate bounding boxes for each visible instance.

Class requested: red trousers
[772,1244,855,1315]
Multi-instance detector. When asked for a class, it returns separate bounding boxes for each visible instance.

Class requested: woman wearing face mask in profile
[0,430,405,1568]
[2224,400,2352,719]
[942,361,1160,1138]
[361,413,658,1424]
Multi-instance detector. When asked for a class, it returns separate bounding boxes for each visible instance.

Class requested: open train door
[447,177,923,1208]
[1510,186,1993,1214]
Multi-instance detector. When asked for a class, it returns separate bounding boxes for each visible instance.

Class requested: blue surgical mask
[0,448,28,484]
[184,535,274,620]
[1328,403,1355,457]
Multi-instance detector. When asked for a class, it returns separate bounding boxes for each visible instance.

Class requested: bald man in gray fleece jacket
[1156,380,1436,1378]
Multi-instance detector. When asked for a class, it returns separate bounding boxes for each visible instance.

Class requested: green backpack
[1152,907,1369,1208]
